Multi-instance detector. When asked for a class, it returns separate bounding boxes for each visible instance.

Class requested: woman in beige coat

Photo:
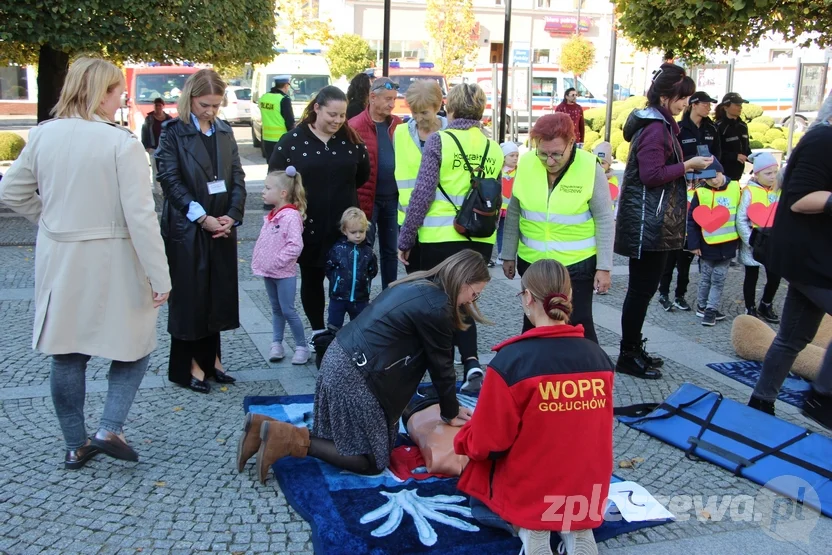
[0,58,171,469]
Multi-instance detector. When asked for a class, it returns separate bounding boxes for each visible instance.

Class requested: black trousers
[300,265,327,331]
[408,240,493,361]
[168,333,221,386]
[743,265,782,309]
[263,140,277,162]
[620,251,669,347]
[658,249,695,299]
[518,256,598,344]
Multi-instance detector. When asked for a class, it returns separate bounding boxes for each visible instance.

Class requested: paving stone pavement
[1,202,830,553]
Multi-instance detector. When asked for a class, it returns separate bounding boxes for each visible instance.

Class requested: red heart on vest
[747,201,778,228]
[692,205,731,234]
[609,182,619,201]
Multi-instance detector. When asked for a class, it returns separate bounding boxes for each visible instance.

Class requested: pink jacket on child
[251,205,304,279]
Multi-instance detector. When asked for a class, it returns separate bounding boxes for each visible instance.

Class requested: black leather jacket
[335,279,460,426]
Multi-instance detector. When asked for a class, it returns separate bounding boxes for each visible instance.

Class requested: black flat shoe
[90,430,139,462]
[214,369,236,384]
[64,443,100,470]
[186,377,211,393]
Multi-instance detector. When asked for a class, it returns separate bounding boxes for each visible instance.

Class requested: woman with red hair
[501,113,614,342]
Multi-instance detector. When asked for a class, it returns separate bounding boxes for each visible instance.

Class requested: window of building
[533,49,550,63]
[769,49,793,61]
[369,41,429,62]
[537,0,551,7]
[0,66,28,100]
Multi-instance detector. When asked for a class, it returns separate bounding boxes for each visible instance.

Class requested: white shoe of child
[292,347,310,365]
[269,342,285,362]
[518,528,552,555]
[557,529,597,555]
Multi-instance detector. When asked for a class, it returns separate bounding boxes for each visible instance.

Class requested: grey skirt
[312,340,398,470]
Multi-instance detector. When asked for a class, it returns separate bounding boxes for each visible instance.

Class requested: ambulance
[374,61,449,120]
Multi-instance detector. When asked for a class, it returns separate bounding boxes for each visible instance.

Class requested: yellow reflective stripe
[519,209,592,224]
[520,235,597,252]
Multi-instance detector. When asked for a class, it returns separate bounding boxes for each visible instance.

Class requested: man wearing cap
[349,77,403,289]
[715,92,751,182]
[259,75,295,161]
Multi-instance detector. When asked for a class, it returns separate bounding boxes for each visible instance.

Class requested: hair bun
[543,292,572,319]
[286,166,297,177]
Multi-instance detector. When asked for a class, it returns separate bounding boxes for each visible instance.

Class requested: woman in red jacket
[454,259,614,555]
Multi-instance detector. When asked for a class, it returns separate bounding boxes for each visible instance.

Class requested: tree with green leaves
[326,35,374,80]
[559,35,596,78]
[0,0,275,121]
[275,0,335,50]
[612,0,832,60]
[425,0,479,79]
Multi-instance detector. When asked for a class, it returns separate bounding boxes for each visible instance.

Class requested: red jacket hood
[492,324,585,351]
[348,109,402,219]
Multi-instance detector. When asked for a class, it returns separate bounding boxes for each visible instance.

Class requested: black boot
[747,395,775,416]
[758,302,780,324]
[638,338,664,369]
[616,343,662,380]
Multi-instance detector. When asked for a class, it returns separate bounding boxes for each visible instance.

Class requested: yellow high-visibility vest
[417,128,503,244]
[513,149,597,266]
[695,180,741,244]
[395,124,421,226]
[259,92,288,142]
[747,184,781,229]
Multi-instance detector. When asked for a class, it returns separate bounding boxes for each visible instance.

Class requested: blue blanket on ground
[705,361,811,408]
[244,394,671,554]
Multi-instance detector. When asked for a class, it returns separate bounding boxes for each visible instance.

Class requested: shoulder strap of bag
[435,130,470,213]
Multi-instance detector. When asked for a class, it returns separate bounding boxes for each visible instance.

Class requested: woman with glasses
[397,83,503,393]
[237,250,487,482]
[500,113,614,343]
[454,259,614,555]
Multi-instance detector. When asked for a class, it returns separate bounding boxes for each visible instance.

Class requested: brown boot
[236,412,276,473]
[256,420,311,484]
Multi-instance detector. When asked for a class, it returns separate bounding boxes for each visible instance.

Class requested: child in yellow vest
[686,158,741,327]
[593,141,618,216]
[737,152,782,323]
[494,141,519,265]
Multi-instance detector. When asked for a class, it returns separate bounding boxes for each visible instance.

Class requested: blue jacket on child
[325,236,378,303]
[686,178,740,262]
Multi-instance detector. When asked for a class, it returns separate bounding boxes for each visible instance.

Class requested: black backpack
[436,131,502,239]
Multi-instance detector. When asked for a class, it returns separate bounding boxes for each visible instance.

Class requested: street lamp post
[499,0,512,143]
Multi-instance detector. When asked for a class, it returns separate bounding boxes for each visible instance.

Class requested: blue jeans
[328,299,369,329]
[697,258,731,310]
[51,353,149,450]
[264,276,306,345]
[469,497,518,536]
[368,197,399,289]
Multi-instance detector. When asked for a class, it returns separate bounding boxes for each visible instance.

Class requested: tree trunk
[36,44,70,123]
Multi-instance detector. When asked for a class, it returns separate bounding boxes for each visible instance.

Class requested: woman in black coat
[715,92,752,182]
[156,69,246,394]
[268,86,370,339]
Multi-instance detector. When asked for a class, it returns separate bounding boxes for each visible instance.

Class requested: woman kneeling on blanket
[236,249,488,482]
[454,259,615,555]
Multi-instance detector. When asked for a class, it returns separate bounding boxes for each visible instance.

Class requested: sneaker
[487,259,496,268]
[748,396,775,416]
[558,528,598,555]
[702,309,717,326]
[696,305,707,317]
[714,310,726,321]
[518,528,552,555]
[308,329,326,353]
[638,338,663,369]
[461,360,484,393]
[746,306,758,318]
[269,342,285,362]
[292,347,310,365]
[801,390,832,430]
[758,302,780,324]
[615,344,662,380]
[658,294,673,312]
[673,298,691,311]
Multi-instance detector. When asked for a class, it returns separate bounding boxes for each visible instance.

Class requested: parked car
[219,86,252,125]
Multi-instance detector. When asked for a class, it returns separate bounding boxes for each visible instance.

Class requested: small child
[325,208,378,329]
[737,152,782,323]
[495,141,519,265]
[593,141,618,213]
[251,167,310,364]
[686,159,741,327]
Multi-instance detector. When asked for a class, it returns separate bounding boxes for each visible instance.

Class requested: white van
[250,52,332,156]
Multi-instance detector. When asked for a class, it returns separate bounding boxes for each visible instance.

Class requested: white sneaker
[269,342,285,362]
[308,329,326,353]
[461,367,484,393]
[557,529,597,555]
[518,528,552,555]
[292,347,310,365]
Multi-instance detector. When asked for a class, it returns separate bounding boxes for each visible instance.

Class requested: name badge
[207,179,226,195]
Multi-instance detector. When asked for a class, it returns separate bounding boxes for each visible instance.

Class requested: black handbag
[749,200,777,266]
[436,132,502,239]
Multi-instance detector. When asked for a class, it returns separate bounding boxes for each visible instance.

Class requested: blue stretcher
[616,383,832,517]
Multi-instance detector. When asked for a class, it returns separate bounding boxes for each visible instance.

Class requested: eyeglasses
[372,81,400,92]
[536,144,572,162]
[468,284,482,303]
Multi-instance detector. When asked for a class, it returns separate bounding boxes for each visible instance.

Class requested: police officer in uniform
[259,75,295,162]
[658,91,721,312]
[715,92,751,182]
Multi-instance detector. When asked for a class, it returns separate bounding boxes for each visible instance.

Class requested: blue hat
[274,75,291,85]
